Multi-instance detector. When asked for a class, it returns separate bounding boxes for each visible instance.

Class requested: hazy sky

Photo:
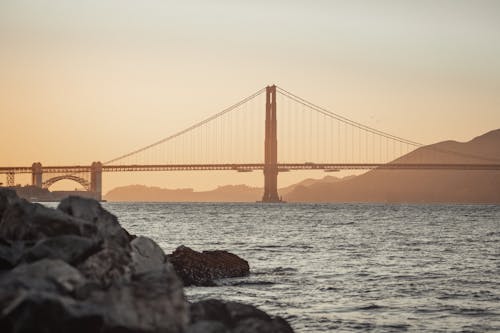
[1,1,499,191]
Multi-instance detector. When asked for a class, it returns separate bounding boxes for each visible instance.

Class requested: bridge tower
[31,162,43,188]
[6,172,15,187]
[90,161,103,201]
[262,85,281,202]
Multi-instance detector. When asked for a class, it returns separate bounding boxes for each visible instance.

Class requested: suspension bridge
[2,85,500,202]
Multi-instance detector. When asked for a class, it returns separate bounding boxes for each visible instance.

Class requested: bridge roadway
[2,162,500,174]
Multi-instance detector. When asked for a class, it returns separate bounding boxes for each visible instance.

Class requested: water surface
[100,202,500,332]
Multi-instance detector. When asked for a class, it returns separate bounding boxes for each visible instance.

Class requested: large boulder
[0,192,190,333]
[0,259,88,295]
[0,199,96,241]
[0,291,105,333]
[0,188,18,220]
[0,239,30,270]
[58,197,134,287]
[131,236,167,275]
[188,299,293,333]
[168,246,250,286]
[87,263,188,333]
[0,261,188,333]
[21,235,100,265]
[76,247,132,288]
[58,196,131,248]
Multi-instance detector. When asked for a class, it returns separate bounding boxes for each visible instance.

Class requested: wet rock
[188,299,293,333]
[131,236,166,275]
[0,199,96,241]
[21,235,101,265]
[168,246,250,286]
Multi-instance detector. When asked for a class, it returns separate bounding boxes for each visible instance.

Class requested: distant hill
[104,175,351,202]
[285,129,500,204]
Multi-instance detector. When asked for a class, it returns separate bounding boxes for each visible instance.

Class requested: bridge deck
[2,163,500,174]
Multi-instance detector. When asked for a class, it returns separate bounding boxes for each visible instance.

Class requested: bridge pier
[90,162,103,201]
[262,85,281,203]
[31,162,43,188]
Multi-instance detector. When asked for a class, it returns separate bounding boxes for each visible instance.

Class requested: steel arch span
[42,175,91,191]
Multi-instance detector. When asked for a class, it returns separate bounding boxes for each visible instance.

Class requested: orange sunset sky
[1,1,500,192]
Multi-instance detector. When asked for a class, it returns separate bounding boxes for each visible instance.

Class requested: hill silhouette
[104,175,351,202]
[285,129,500,203]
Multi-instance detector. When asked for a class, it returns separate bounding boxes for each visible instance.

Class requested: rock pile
[0,189,294,333]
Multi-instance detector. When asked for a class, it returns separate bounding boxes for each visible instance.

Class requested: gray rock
[58,196,131,248]
[0,239,30,270]
[58,197,136,287]
[0,291,105,333]
[77,247,132,288]
[0,199,96,241]
[189,299,294,333]
[131,236,166,275]
[233,317,294,333]
[225,301,271,323]
[20,235,101,265]
[0,188,19,221]
[186,320,230,333]
[0,263,189,333]
[88,263,188,333]
[6,259,88,294]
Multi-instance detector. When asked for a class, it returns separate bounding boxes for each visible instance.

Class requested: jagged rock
[188,299,293,333]
[0,291,105,333]
[58,196,131,248]
[0,239,30,270]
[77,247,132,288]
[168,246,250,286]
[0,188,18,220]
[58,197,135,287]
[0,191,292,333]
[87,263,188,333]
[131,236,166,275]
[0,199,96,241]
[20,235,101,265]
[0,259,88,294]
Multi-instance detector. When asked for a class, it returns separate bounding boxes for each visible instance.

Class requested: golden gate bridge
[2,85,500,202]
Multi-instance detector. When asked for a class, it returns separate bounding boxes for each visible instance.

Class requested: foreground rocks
[168,245,250,286]
[0,189,294,333]
[187,299,294,333]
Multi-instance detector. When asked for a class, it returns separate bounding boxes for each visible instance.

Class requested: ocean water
[99,203,499,332]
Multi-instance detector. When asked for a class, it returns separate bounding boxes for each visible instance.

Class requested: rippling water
[96,203,499,332]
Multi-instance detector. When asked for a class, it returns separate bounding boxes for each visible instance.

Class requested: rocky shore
[0,189,294,333]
